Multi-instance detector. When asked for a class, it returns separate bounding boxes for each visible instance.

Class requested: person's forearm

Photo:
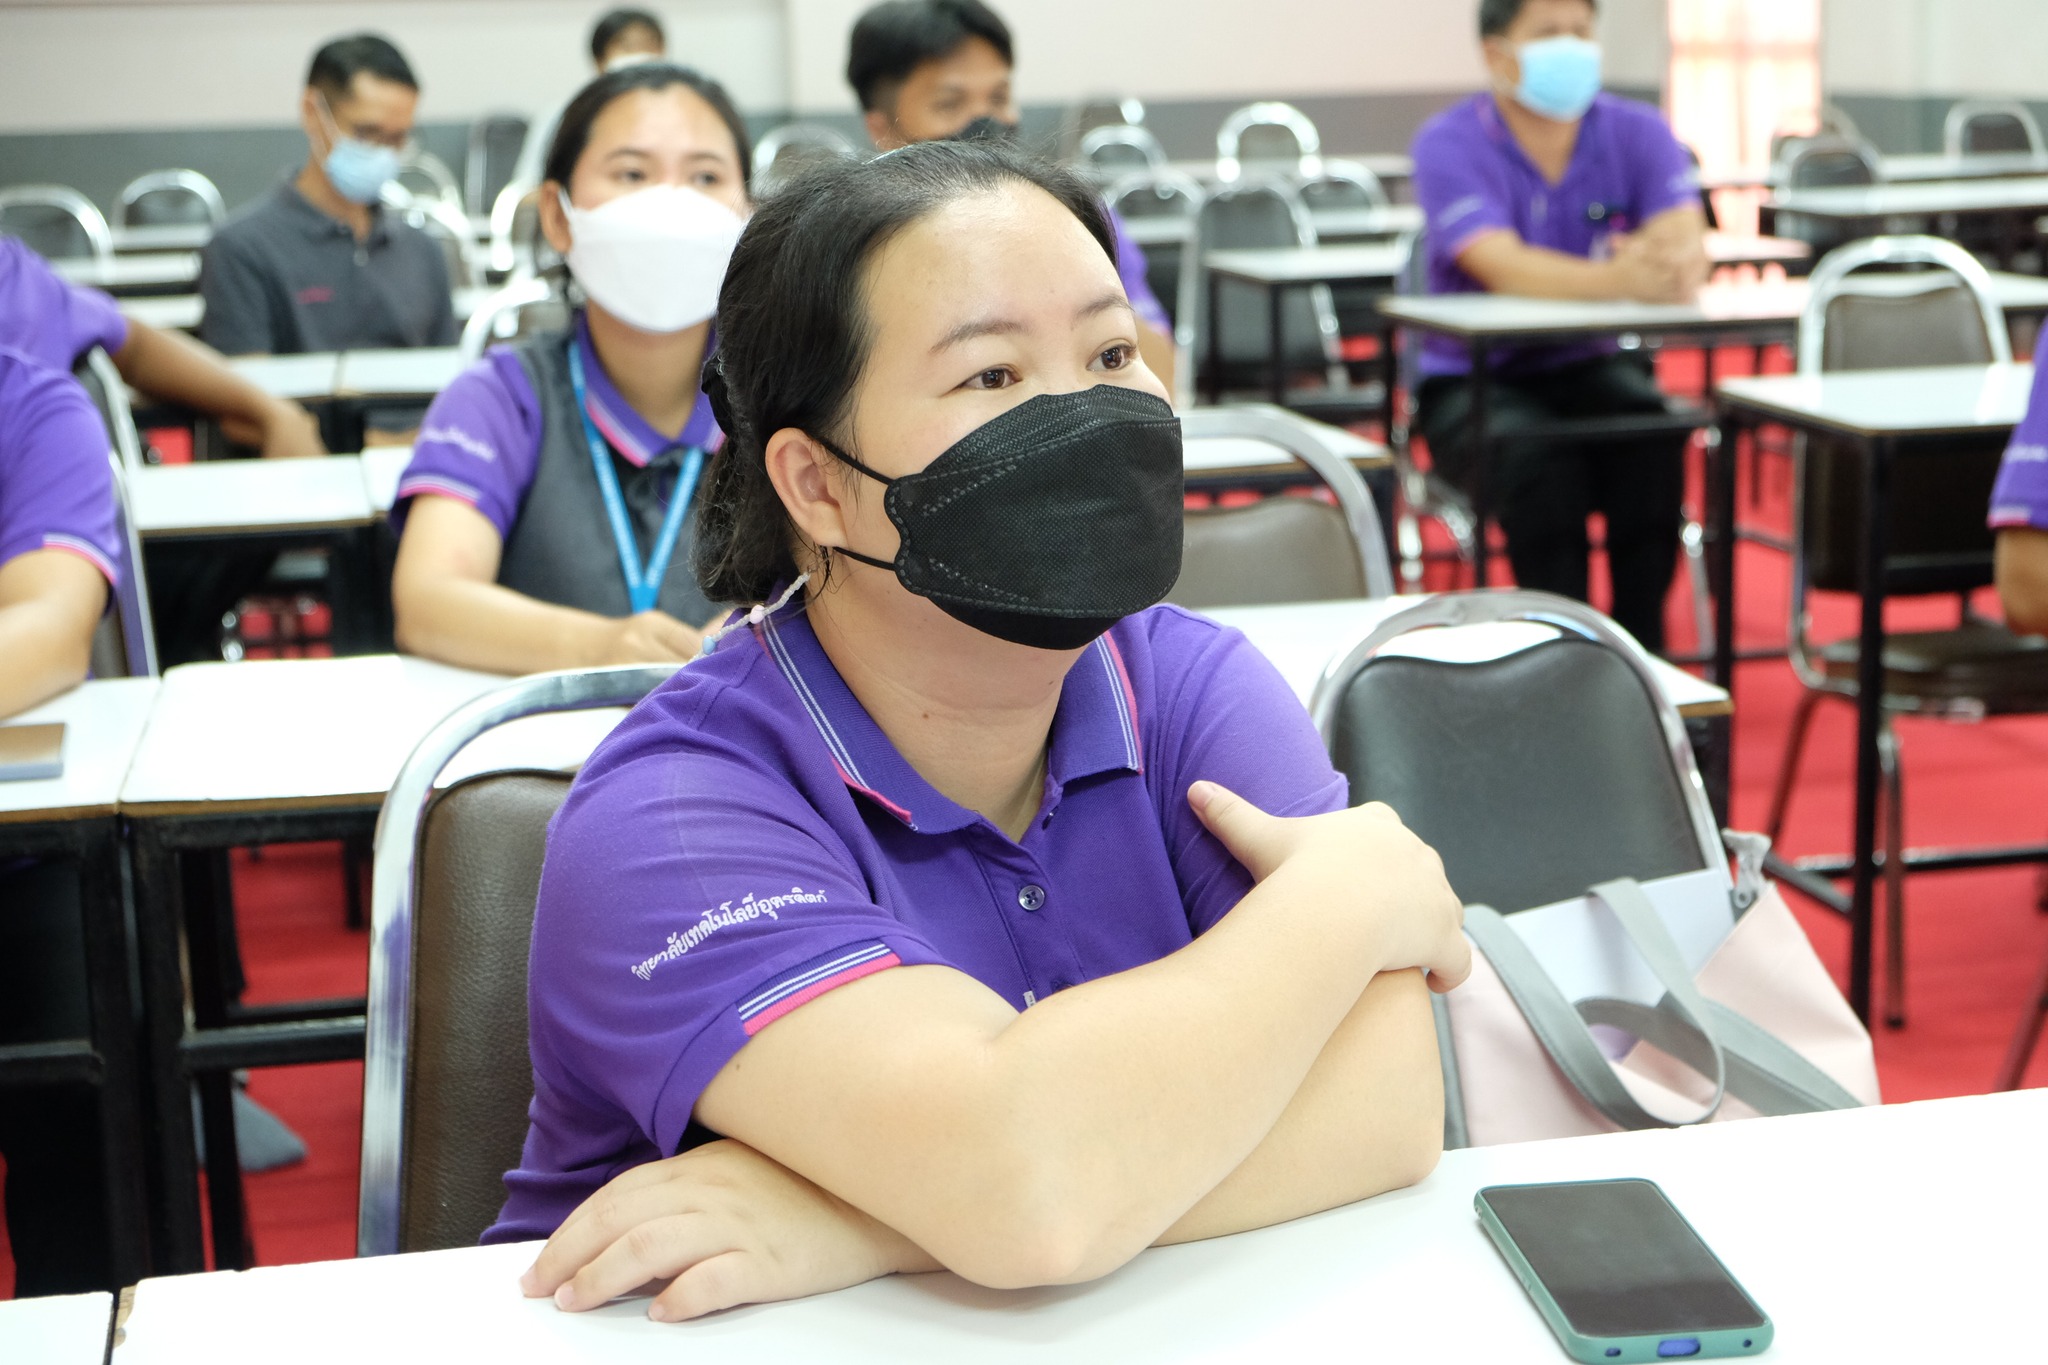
[1997,529,2048,636]
[392,574,614,675]
[1156,968,1441,1246]
[0,601,94,719]
[114,322,307,449]
[1467,240,1629,300]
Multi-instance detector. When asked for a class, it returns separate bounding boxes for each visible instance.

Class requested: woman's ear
[763,427,854,556]
[538,182,574,256]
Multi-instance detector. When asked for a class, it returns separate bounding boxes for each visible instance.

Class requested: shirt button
[1017,884,1046,912]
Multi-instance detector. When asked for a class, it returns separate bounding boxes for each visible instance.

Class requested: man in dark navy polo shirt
[199,33,457,367]
[1412,0,1708,654]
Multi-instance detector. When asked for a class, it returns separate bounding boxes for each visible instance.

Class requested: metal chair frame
[390,147,465,212]
[357,664,677,1255]
[1078,123,1168,182]
[104,455,161,678]
[0,184,114,263]
[1778,135,1882,189]
[1294,158,1390,211]
[1105,167,1206,225]
[458,276,561,362]
[1060,96,1149,160]
[752,123,860,196]
[465,112,531,218]
[1180,174,1344,391]
[1217,102,1323,184]
[1943,100,2047,159]
[116,169,226,228]
[486,179,537,278]
[1180,403,1397,600]
[1770,235,2018,1026]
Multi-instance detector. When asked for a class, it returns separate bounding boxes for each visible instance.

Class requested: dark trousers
[1416,353,1688,655]
[0,860,113,1296]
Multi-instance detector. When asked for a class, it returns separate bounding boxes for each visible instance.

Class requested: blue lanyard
[567,341,704,615]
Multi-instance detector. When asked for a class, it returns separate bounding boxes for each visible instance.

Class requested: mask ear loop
[812,434,901,572]
[705,572,810,651]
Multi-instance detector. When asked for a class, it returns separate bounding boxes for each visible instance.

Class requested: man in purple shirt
[489,599,1349,1242]
[1991,360,2048,635]
[1410,0,1708,654]
[843,0,1178,389]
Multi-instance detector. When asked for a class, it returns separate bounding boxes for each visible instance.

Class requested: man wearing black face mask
[846,0,1178,388]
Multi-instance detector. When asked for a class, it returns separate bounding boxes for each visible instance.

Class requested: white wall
[1823,0,2048,98]
[0,0,788,134]
[0,0,1668,133]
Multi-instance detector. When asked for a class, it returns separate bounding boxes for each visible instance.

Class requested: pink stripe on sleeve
[741,952,901,1036]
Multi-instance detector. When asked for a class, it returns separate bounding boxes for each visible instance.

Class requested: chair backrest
[486,179,537,277]
[88,456,159,679]
[0,186,113,263]
[1295,158,1389,214]
[1792,236,2011,614]
[1944,99,2046,158]
[458,276,569,362]
[392,148,465,212]
[1217,102,1322,183]
[1106,168,1205,222]
[1059,96,1147,160]
[1185,176,1340,380]
[1172,404,1395,607]
[116,170,225,229]
[358,666,676,1256]
[1309,591,1722,914]
[1783,135,1880,189]
[402,197,481,290]
[71,345,146,471]
[1078,124,1167,183]
[466,113,531,217]
[752,123,860,197]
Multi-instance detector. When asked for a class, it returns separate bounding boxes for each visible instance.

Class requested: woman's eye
[965,366,1016,390]
[1094,344,1136,371]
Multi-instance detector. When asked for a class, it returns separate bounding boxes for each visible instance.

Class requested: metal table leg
[130,823,206,1272]
[1205,268,1222,404]
[1847,433,1893,1025]
[1267,281,1286,406]
[1707,413,1740,693]
[1468,339,1492,589]
[76,819,152,1286]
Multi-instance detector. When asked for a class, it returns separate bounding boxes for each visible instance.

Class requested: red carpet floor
[5,346,2048,1291]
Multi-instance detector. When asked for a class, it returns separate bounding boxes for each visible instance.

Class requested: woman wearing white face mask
[391,64,751,674]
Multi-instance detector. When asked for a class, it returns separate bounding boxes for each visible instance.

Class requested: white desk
[222,353,342,402]
[335,346,466,401]
[120,287,496,337]
[1208,597,1729,719]
[110,223,213,253]
[1205,241,1411,288]
[1880,150,2048,183]
[1305,203,1424,240]
[0,1290,112,1365]
[118,655,633,814]
[1164,152,1415,186]
[1705,232,1810,270]
[0,678,158,824]
[358,444,413,515]
[52,252,202,295]
[129,457,375,540]
[1716,361,2037,440]
[1766,173,2048,223]
[113,1091,2047,1363]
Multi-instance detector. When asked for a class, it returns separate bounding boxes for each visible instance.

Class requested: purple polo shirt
[0,236,131,371]
[1989,362,2048,532]
[484,600,1346,1241]
[1107,205,1172,335]
[0,347,122,589]
[392,309,720,538]
[1411,92,1699,378]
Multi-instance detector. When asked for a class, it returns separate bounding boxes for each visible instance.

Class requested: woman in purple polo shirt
[389,64,749,674]
[1993,361,2048,635]
[503,141,1470,1321]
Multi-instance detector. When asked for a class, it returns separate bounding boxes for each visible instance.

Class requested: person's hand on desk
[216,397,326,460]
[521,1138,937,1322]
[1607,231,1699,306]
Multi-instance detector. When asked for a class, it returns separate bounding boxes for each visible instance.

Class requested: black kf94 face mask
[820,385,1185,650]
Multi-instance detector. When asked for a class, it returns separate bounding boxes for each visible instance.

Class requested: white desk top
[1705,232,1811,268]
[1204,242,1410,286]
[110,222,213,253]
[222,353,342,402]
[130,457,374,539]
[1716,362,2036,440]
[1306,203,1425,240]
[117,655,629,814]
[334,347,466,401]
[1206,597,1730,718]
[1165,152,1415,185]
[1769,173,2048,219]
[52,251,201,292]
[113,1091,2047,1363]
[1881,150,2048,182]
[120,287,495,338]
[0,1289,112,1365]
[0,678,158,825]
[359,444,413,514]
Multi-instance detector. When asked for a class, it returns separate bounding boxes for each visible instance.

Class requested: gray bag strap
[1464,886,1727,1129]
[1575,997,1863,1116]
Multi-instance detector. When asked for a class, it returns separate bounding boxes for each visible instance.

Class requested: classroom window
[1666,0,1822,234]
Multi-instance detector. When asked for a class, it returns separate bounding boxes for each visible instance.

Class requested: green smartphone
[1475,1178,1773,1363]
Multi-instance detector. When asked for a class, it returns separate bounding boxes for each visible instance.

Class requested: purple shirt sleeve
[1990,362,2048,531]
[1142,607,1349,935]
[392,349,543,538]
[0,351,121,588]
[0,238,130,371]
[1106,205,1173,335]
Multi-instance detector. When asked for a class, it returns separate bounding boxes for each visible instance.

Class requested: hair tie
[701,351,737,437]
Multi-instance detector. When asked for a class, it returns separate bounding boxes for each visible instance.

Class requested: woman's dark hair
[694,140,1112,604]
[589,7,665,65]
[1479,0,1596,38]
[846,0,1013,113]
[544,62,753,188]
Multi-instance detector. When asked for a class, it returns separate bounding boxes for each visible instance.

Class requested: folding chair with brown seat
[1170,404,1394,608]
[358,666,675,1254]
[1766,235,2048,1027]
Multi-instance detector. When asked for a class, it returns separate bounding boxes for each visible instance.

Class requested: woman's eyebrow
[932,292,1134,354]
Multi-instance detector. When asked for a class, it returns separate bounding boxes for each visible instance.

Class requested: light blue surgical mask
[316,97,402,205]
[1514,35,1603,123]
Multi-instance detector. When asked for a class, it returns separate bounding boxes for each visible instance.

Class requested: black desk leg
[1847,434,1892,1026]
[1206,270,1223,404]
[131,826,206,1273]
[1380,322,1399,443]
[78,820,151,1286]
[1468,340,1492,589]
[182,849,253,1270]
[1707,416,1739,694]
[1267,283,1286,406]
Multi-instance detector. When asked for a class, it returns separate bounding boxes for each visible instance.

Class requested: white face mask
[559,184,744,334]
